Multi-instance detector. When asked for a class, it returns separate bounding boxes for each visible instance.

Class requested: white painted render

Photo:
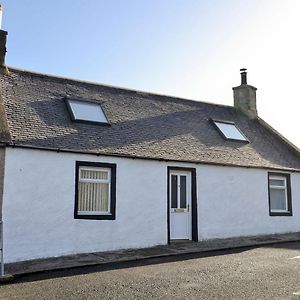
[196,165,300,239]
[2,148,167,263]
[2,148,300,263]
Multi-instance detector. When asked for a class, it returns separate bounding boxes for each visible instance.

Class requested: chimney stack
[0,5,8,74]
[232,68,257,119]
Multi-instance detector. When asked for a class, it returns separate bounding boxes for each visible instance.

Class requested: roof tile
[0,69,300,171]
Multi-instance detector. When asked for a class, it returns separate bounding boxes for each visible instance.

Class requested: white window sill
[77,211,112,216]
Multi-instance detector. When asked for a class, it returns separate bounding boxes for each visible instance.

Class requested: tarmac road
[1,242,300,300]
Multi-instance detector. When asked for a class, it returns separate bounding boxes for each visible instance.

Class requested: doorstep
[3,232,300,280]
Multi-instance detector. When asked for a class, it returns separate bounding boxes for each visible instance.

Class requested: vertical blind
[78,167,111,214]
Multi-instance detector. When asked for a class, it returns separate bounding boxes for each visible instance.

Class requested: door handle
[187,204,190,212]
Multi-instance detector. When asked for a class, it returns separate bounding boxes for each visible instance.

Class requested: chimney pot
[240,68,247,85]
[0,5,8,74]
[0,5,2,30]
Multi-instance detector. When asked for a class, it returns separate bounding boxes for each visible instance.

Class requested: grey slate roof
[1,68,300,171]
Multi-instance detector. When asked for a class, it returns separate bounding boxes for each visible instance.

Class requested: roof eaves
[6,142,300,173]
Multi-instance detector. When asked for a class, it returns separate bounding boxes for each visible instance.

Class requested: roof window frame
[210,119,249,142]
[65,97,110,126]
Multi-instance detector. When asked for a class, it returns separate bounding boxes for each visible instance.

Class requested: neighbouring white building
[0,26,300,264]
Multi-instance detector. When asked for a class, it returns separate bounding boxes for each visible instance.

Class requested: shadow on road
[264,241,300,251]
[5,246,254,285]
[4,241,300,285]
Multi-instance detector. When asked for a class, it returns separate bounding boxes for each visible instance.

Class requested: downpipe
[0,220,4,277]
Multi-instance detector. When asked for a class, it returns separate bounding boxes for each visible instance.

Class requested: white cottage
[0,27,300,264]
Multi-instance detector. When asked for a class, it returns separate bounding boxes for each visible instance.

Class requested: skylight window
[66,99,109,124]
[212,120,248,141]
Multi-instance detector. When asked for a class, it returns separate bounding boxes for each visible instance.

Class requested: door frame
[167,166,198,243]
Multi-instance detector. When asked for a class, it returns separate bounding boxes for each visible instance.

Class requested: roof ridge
[2,67,300,171]
[5,66,234,109]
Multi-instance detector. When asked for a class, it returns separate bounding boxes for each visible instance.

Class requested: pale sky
[1,0,300,147]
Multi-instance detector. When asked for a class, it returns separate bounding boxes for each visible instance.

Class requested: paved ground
[1,242,300,300]
[6,232,300,276]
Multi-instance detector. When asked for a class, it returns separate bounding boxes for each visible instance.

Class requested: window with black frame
[268,173,292,216]
[74,161,116,220]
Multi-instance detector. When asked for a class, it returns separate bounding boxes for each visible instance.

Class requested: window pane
[269,179,285,187]
[270,188,287,211]
[214,121,247,141]
[78,182,109,212]
[180,176,187,208]
[171,175,178,208]
[80,169,108,180]
[68,99,108,123]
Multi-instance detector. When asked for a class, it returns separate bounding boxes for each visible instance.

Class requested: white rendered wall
[196,165,300,239]
[3,148,167,263]
[3,148,300,263]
